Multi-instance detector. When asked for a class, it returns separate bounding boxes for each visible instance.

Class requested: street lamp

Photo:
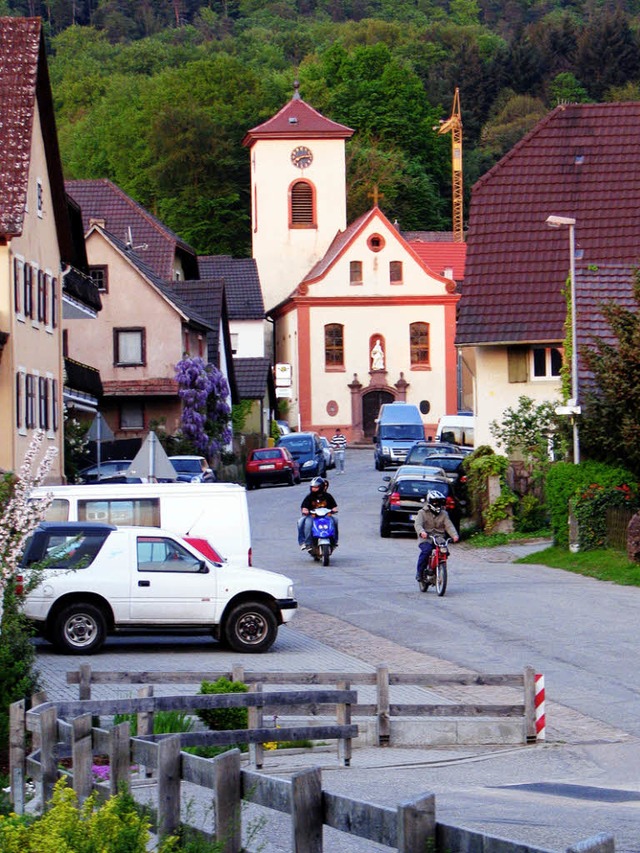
[545,214,580,464]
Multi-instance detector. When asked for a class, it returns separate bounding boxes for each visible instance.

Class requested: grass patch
[465,528,552,548]
[517,546,640,585]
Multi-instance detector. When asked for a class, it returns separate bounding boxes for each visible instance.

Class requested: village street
[33,447,640,851]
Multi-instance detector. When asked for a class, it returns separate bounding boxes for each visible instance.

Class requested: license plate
[259,464,275,470]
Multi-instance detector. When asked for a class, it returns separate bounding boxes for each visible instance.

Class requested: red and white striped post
[534,673,546,741]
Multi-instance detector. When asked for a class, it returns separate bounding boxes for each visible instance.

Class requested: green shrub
[196,677,248,731]
[574,482,640,550]
[113,710,194,736]
[515,494,548,533]
[546,460,638,547]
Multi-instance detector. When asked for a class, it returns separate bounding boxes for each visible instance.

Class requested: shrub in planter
[196,676,248,731]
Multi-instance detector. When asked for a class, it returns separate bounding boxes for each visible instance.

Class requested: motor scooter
[307,507,337,566]
[418,534,451,596]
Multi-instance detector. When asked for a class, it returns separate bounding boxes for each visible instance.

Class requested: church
[242,85,460,442]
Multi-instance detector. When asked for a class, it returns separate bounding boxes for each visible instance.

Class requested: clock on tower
[290,145,313,169]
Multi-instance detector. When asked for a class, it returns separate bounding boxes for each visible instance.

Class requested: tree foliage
[580,272,640,476]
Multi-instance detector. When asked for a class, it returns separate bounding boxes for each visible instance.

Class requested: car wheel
[246,479,254,491]
[53,602,107,654]
[224,602,278,653]
[287,472,295,486]
[380,514,391,538]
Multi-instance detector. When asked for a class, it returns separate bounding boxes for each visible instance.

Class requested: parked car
[425,454,469,510]
[245,447,301,489]
[276,420,291,436]
[19,521,297,654]
[76,460,132,483]
[319,436,336,470]
[378,469,462,537]
[169,455,216,483]
[404,442,465,465]
[276,433,326,479]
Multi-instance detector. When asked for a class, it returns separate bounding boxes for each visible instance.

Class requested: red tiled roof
[0,17,41,236]
[102,378,178,396]
[243,91,354,146]
[66,179,198,280]
[457,103,640,346]
[408,240,467,282]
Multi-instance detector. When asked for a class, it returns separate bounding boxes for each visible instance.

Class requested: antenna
[125,226,149,252]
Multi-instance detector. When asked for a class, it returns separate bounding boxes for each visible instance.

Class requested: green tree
[580,271,640,476]
[575,10,640,100]
[547,71,589,106]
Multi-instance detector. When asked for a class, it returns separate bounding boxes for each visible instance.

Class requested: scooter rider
[298,477,339,550]
[414,490,458,580]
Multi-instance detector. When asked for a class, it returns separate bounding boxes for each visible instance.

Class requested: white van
[435,414,475,449]
[31,482,252,567]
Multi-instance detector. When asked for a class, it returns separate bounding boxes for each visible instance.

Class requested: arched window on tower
[289,180,316,228]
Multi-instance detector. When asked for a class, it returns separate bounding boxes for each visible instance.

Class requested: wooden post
[336,680,352,766]
[156,735,181,839]
[248,682,264,770]
[72,714,93,802]
[397,793,436,853]
[40,705,58,809]
[9,700,25,813]
[212,749,242,853]
[377,664,390,746]
[523,665,536,742]
[109,721,131,796]
[30,691,48,752]
[137,685,154,778]
[78,664,92,701]
[291,767,322,853]
[232,664,245,683]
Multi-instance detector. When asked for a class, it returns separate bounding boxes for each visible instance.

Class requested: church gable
[300,207,456,299]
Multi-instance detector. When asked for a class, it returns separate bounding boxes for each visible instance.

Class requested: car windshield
[429,458,463,473]
[253,450,281,461]
[280,437,312,451]
[395,480,450,499]
[172,459,203,473]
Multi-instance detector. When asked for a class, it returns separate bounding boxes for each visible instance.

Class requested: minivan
[435,414,475,448]
[373,402,425,469]
[276,432,326,479]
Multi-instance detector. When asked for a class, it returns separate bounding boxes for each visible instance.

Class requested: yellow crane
[437,88,464,243]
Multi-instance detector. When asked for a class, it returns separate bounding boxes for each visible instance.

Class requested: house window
[198,336,205,358]
[62,329,69,358]
[24,264,33,319]
[410,322,430,366]
[114,328,145,366]
[367,233,385,253]
[350,261,363,285]
[26,374,36,428]
[120,401,144,430]
[531,346,562,379]
[89,266,108,293]
[183,329,190,355]
[36,178,43,218]
[37,269,47,324]
[230,333,238,355]
[13,257,22,315]
[390,261,403,284]
[289,180,315,227]
[325,324,344,368]
[52,379,59,431]
[39,376,49,429]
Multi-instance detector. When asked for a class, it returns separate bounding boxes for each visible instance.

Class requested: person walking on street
[330,428,347,473]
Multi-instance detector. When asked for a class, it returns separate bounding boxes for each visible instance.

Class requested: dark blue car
[276,432,327,480]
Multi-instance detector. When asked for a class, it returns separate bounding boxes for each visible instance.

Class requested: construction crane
[437,88,464,243]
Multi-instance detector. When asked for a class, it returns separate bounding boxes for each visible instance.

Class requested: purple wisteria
[175,356,232,457]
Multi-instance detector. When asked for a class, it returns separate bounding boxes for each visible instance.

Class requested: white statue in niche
[371,338,385,370]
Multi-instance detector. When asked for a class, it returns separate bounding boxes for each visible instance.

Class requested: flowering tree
[175,356,232,458]
[0,430,56,599]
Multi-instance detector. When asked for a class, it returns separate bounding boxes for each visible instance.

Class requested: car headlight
[302,460,314,467]
[190,475,201,483]
[287,583,295,598]
[382,445,391,454]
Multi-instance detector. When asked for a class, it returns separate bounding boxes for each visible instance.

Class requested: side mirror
[383,475,391,482]
[377,486,388,493]
[198,561,209,574]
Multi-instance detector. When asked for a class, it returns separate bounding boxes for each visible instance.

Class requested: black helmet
[426,489,446,515]
[310,476,326,490]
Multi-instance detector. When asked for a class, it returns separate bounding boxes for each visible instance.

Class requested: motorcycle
[307,507,337,566]
[418,534,451,596]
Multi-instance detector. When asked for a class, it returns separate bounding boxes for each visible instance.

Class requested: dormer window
[36,178,43,218]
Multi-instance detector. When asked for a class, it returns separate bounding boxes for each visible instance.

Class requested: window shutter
[291,182,314,225]
[507,347,528,383]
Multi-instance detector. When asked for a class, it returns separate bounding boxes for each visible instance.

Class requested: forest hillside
[6,0,640,255]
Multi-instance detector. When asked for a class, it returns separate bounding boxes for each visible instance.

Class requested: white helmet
[426,489,446,515]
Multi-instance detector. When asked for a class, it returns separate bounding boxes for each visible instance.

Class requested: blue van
[373,402,425,470]
[276,432,327,479]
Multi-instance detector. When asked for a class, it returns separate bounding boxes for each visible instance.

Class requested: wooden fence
[9,694,614,853]
[64,662,540,744]
[606,507,635,551]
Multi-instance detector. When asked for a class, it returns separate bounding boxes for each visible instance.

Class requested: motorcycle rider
[414,489,459,580]
[298,476,339,550]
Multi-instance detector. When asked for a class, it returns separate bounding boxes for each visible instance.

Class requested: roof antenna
[125,226,148,252]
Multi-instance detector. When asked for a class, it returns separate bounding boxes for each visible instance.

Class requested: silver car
[319,437,336,470]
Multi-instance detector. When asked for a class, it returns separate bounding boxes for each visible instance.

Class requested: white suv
[20,522,297,654]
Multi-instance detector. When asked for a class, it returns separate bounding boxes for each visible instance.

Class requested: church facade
[243,87,460,441]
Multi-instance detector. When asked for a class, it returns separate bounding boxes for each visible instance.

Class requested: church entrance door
[362,389,394,438]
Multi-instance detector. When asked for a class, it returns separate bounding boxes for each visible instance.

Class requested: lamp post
[545,214,580,464]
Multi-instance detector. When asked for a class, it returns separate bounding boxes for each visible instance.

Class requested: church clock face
[291,145,313,169]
